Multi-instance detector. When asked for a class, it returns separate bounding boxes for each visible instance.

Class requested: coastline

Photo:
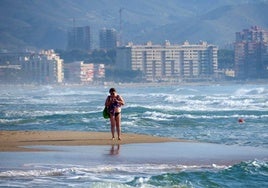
[0,131,181,152]
[0,79,267,88]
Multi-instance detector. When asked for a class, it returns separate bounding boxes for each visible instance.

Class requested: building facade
[20,50,64,84]
[234,26,268,79]
[116,41,218,82]
[67,26,91,51]
[99,28,117,50]
[0,52,25,83]
[64,62,105,84]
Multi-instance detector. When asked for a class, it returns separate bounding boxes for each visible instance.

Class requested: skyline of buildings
[0,50,105,84]
[0,26,268,84]
[67,26,118,51]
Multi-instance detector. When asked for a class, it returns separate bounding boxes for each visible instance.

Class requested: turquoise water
[0,84,268,187]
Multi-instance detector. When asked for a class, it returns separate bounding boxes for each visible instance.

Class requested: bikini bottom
[114,112,121,117]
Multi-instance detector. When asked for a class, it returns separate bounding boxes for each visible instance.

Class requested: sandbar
[0,131,181,152]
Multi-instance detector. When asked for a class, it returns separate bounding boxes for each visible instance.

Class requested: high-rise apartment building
[67,26,91,51]
[234,26,268,79]
[116,41,218,82]
[19,50,64,84]
[99,28,117,50]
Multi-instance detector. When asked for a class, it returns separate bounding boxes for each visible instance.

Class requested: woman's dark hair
[109,88,116,93]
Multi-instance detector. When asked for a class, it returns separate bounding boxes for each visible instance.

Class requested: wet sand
[1,131,268,167]
[0,131,181,152]
[1,142,268,168]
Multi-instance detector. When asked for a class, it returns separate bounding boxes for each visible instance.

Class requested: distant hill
[141,2,268,47]
[0,0,267,50]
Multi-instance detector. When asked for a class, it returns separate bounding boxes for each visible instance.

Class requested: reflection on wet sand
[109,144,120,155]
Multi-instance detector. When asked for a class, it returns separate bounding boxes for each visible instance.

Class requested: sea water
[0,83,268,187]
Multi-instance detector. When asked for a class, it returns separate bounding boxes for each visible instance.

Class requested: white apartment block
[116,41,218,81]
[20,50,64,84]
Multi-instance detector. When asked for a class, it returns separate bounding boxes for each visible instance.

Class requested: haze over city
[0,0,268,84]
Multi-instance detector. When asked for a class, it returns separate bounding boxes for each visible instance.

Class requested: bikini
[114,112,121,117]
[108,95,121,117]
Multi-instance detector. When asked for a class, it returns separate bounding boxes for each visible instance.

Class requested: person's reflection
[109,144,120,155]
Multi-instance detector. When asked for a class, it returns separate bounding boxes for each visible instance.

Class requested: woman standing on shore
[105,88,125,140]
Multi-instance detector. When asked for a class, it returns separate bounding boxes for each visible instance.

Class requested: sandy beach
[0,131,181,152]
[1,131,268,187]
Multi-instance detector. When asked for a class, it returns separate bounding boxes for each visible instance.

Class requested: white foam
[142,111,176,121]
[234,87,267,96]
[0,163,229,179]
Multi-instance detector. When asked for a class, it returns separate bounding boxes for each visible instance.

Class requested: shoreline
[0,131,182,152]
[0,79,267,88]
[1,131,268,169]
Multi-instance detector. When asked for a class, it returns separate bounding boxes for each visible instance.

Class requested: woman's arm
[117,95,125,106]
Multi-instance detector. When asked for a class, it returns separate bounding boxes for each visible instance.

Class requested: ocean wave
[0,118,36,125]
[0,155,267,187]
[46,89,104,97]
[127,160,268,188]
[1,109,101,119]
[142,111,176,121]
[0,163,229,178]
[175,87,200,93]
[234,87,268,96]
[161,93,267,111]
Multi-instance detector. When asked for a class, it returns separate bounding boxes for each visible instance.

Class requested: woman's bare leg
[115,114,121,140]
[110,116,116,139]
